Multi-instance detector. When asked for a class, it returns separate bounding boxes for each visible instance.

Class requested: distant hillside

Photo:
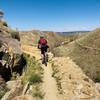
[20,30,81,51]
[20,30,68,50]
[57,31,90,35]
[53,28,100,81]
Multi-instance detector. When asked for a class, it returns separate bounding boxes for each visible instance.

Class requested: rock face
[0,20,26,82]
[0,19,27,100]
[1,80,23,100]
[0,75,6,100]
[0,75,6,91]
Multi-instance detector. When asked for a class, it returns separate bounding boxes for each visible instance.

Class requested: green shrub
[11,31,20,41]
[29,74,42,84]
[3,21,8,27]
[95,76,100,83]
[32,91,44,99]
[0,91,5,99]
[22,53,43,85]
[0,89,8,99]
[23,53,30,63]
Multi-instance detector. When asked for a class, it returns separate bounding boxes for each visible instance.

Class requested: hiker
[38,34,49,63]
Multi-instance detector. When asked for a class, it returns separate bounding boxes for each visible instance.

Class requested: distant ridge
[42,31,90,35]
[57,31,90,35]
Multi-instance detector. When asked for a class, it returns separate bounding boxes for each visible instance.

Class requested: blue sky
[0,0,100,31]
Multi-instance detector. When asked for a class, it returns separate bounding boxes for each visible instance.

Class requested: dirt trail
[42,63,62,100]
[21,45,62,100]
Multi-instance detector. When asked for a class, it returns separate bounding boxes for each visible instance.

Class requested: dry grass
[51,62,63,94]
[21,53,44,99]
[32,86,44,99]
[20,30,78,51]
[21,53,43,84]
[53,29,100,81]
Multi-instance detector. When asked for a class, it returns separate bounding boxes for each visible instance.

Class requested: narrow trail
[42,63,61,100]
[21,45,61,100]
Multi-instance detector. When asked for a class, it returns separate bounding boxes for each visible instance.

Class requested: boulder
[6,80,17,90]
[1,80,23,100]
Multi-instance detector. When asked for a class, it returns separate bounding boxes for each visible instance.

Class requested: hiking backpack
[39,38,47,45]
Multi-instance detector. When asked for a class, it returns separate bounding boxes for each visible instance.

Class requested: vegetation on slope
[0,20,20,41]
[20,30,79,52]
[22,53,44,99]
[53,28,100,81]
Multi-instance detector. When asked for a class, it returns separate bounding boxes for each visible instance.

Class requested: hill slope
[22,45,100,100]
[53,28,100,81]
[20,30,77,50]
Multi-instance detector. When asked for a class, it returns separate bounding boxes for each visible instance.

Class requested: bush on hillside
[29,74,42,84]
[11,31,20,41]
[3,21,8,27]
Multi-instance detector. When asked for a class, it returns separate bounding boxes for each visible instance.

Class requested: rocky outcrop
[0,19,28,100]
[52,57,100,100]
[0,36,25,81]
[0,76,6,91]
[0,20,26,82]
[1,80,23,100]
[0,20,12,38]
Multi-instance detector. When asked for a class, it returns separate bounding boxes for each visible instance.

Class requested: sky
[0,0,100,32]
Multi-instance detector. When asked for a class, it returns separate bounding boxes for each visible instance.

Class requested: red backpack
[39,38,47,45]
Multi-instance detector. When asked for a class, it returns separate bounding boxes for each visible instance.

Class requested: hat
[40,34,44,37]
[40,32,45,37]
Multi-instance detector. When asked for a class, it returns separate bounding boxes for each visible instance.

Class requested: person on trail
[37,34,49,64]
